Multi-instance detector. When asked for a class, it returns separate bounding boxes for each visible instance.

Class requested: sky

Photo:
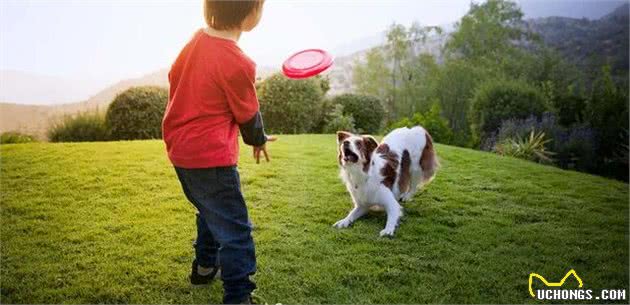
[0,0,626,103]
[0,0,473,83]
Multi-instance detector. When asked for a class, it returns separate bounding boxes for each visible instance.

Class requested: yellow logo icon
[528,269,584,297]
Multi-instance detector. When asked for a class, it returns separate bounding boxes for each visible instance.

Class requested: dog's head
[336,131,379,169]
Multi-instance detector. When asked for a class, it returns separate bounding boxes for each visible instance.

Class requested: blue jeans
[174,166,256,303]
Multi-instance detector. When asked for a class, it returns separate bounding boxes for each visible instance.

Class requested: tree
[446,0,529,62]
[258,73,324,134]
[399,53,440,116]
[323,104,355,134]
[387,103,454,144]
[354,23,443,122]
[430,59,490,146]
[389,23,443,120]
[408,22,443,48]
[470,79,548,136]
[330,94,385,134]
[352,47,391,102]
[315,75,331,95]
[385,23,410,120]
[586,65,629,179]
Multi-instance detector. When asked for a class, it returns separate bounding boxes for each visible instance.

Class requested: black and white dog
[334,126,439,236]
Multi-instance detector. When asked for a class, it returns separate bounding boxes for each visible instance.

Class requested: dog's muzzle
[342,142,359,163]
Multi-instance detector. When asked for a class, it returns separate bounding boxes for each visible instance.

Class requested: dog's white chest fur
[340,166,380,206]
[334,126,439,236]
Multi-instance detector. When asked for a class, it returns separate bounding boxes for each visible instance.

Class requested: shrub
[554,93,587,126]
[386,117,413,134]
[0,132,36,144]
[258,73,324,134]
[48,112,109,142]
[386,104,453,144]
[495,130,554,164]
[585,66,629,180]
[432,59,490,147]
[470,79,548,136]
[554,124,597,172]
[330,94,385,134]
[323,104,355,134]
[316,75,331,95]
[614,129,629,173]
[312,97,334,133]
[490,113,561,150]
[488,113,597,173]
[105,86,168,140]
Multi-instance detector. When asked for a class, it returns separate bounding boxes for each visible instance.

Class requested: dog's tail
[420,130,439,185]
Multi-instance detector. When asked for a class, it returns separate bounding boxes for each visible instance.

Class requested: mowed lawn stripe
[1,135,627,303]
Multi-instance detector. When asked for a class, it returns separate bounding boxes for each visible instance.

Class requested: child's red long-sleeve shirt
[162,30,261,169]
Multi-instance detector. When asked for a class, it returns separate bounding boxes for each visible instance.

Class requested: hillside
[326,32,449,95]
[1,136,627,303]
[0,66,276,139]
[328,3,629,94]
[1,4,627,139]
[0,70,107,105]
[524,3,629,79]
[0,69,168,139]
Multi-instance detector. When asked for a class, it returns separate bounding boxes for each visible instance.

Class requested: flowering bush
[488,113,597,172]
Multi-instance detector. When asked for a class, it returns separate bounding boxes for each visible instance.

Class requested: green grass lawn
[1,135,628,304]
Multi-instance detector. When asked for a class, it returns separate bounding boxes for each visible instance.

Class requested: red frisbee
[282,49,334,79]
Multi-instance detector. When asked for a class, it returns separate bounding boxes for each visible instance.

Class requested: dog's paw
[333,218,352,229]
[400,193,414,202]
[379,228,395,237]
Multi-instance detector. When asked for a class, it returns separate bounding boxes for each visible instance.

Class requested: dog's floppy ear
[420,131,439,184]
[362,135,379,156]
[337,131,352,143]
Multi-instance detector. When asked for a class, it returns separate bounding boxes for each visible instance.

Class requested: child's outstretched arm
[239,111,267,146]
[239,112,277,163]
[223,64,276,163]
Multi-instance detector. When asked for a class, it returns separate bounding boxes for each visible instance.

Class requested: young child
[162,1,273,303]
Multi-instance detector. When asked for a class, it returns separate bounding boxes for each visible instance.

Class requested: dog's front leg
[333,205,368,229]
[379,191,403,237]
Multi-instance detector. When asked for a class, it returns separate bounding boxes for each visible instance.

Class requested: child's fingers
[267,135,278,142]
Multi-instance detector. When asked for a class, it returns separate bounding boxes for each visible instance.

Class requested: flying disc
[282,49,334,79]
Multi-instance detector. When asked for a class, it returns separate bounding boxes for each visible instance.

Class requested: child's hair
[204,0,263,30]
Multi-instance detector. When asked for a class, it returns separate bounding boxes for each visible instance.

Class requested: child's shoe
[190,259,219,285]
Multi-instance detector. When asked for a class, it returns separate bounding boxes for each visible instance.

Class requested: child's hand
[253,136,277,164]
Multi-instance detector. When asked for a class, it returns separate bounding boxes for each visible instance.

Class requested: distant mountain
[331,32,386,58]
[519,0,627,20]
[327,3,629,95]
[2,3,628,140]
[0,70,108,105]
[0,67,276,139]
[524,3,629,78]
[325,30,450,95]
[0,69,168,139]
